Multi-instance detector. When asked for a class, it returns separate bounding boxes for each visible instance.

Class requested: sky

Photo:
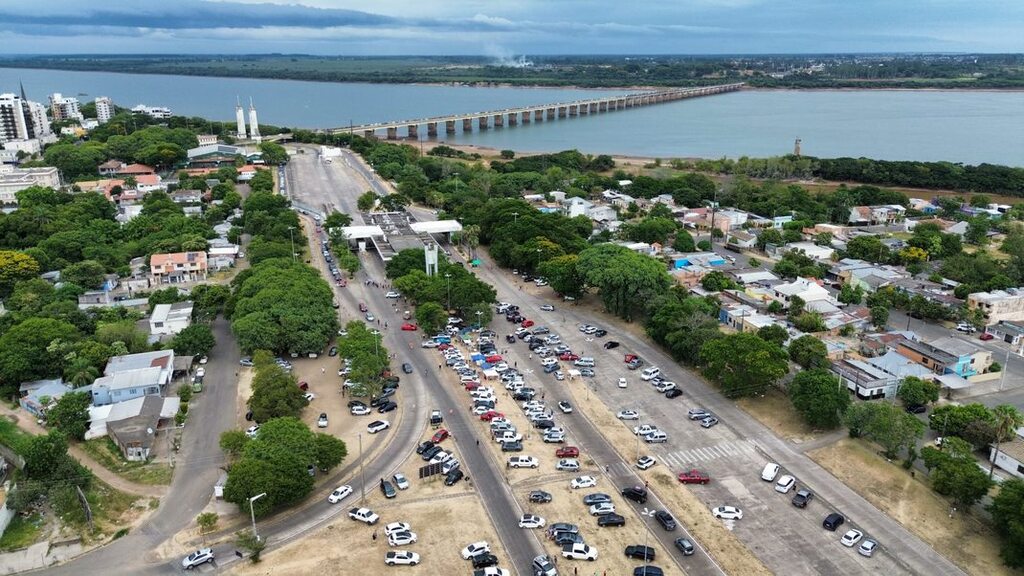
[1,0,1021,56]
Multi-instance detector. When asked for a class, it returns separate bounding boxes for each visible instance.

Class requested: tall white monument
[235,97,246,140]
[248,98,261,144]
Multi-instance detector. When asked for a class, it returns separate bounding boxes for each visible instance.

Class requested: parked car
[328,485,353,503]
[519,514,546,529]
[367,420,390,434]
[823,512,845,531]
[431,429,450,443]
[561,543,598,561]
[621,486,648,503]
[393,473,410,490]
[182,548,214,570]
[471,553,498,569]
[636,456,657,470]
[711,506,743,520]
[674,538,695,556]
[384,551,420,566]
[597,513,626,527]
[625,545,656,561]
[555,446,580,458]
[461,541,491,560]
[571,476,598,489]
[617,410,639,420]
[444,469,464,486]
[775,475,796,494]
[677,469,710,485]
[387,530,417,546]
[858,539,878,558]
[348,507,380,524]
[380,479,397,499]
[792,489,813,508]
[589,502,616,516]
[529,490,553,503]
[841,529,864,547]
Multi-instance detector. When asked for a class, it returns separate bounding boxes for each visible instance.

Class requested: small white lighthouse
[248,97,261,144]
[235,96,247,140]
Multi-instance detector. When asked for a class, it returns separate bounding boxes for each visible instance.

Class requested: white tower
[235,97,246,140]
[424,243,439,276]
[248,97,261,144]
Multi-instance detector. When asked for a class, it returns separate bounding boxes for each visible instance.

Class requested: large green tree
[645,292,722,366]
[415,302,447,335]
[989,478,1024,568]
[700,333,789,398]
[577,243,672,321]
[538,254,585,299]
[788,335,828,369]
[172,324,216,357]
[45,391,92,440]
[789,369,850,429]
[896,376,940,409]
[0,250,40,297]
[845,402,924,459]
[0,318,79,396]
[247,363,307,422]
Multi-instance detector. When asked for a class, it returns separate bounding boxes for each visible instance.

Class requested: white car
[616,410,639,420]
[841,529,864,547]
[461,541,491,560]
[386,291,401,298]
[367,420,391,434]
[182,548,214,570]
[561,543,598,561]
[245,424,260,438]
[317,413,329,428]
[507,456,539,469]
[429,450,452,465]
[636,456,657,470]
[858,539,878,558]
[618,377,627,388]
[393,473,410,490]
[633,424,659,436]
[349,507,380,524]
[388,531,418,547]
[476,569,510,576]
[775,475,796,494]
[540,304,555,311]
[556,458,580,471]
[421,340,439,348]
[653,381,676,392]
[472,405,491,416]
[384,551,420,566]
[384,522,412,537]
[711,506,743,520]
[558,401,573,413]
[198,356,208,365]
[571,476,597,489]
[589,502,616,516]
[304,392,316,402]
[195,367,205,378]
[351,405,372,416]
[327,484,353,503]
[519,514,546,529]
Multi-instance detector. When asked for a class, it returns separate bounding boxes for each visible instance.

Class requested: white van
[761,462,781,482]
[573,357,595,368]
[641,367,661,381]
[643,430,668,444]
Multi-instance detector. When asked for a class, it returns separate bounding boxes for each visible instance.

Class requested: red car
[677,469,711,485]
[486,354,503,363]
[298,381,309,391]
[431,429,450,443]
[555,446,580,458]
[480,410,505,422]
[558,352,579,361]
[438,343,451,351]
[359,302,368,312]
[521,319,535,328]
[401,323,419,331]
[980,333,994,341]
[464,381,480,391]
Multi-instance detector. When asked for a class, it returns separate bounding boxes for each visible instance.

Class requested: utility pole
[288,226,296,262]
[358,433,366,503]
[445,273,452,311]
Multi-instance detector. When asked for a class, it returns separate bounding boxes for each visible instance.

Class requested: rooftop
[105,349,174,376]
[897,339,958,365]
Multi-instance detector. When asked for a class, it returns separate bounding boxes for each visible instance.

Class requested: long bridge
[328,83,744,140]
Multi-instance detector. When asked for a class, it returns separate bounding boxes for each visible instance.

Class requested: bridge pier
[427,122,438,137]
[387,127,398,140]
[546,108,556,120]
[407,124,418,138]
[463,118,473,132]
[493,114,504,128]
[591,103,599,114]
[521,111,531,123]
[558,106,567,118]
[478,116,489,130]
[507,113,518,126]
[569,105,578,116]
[619,98,627,109]
[535,109,544,122]
[363,130,374,139]
[446,120,456,135]
[579,104,588,115]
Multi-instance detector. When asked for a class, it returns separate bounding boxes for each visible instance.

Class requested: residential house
[969,288,1024,324]
[587,205,617,222]
[149,301,194,336]
[928,336,993,376]
[207,244,240,270]
[895,339,969,376]
[832,357,899,400]
[85,394,180,442]
[891,277,964,311]
[116,163,155,177]
[98,159,125,176]
[772,277,832,305]
[719,303,758,331]
[105,349,175,387]
[133,174,164,192]
[170,189,202,204]
[726,230,757,249]
[90,367,163,406]
[672,251,726,269]
[106,396,178,461]
[848,205,906,226]
[990,429,1024,480]
[730,269,779,286]
[18,379,73,417]
[150,251,208,284]
[987,321,1024,352]
[562,197,594,218]
[781,241,835,262]
[908,198,938,214]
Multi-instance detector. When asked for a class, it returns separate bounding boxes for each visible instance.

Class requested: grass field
[0,512,43,552]
[79,438,173,486]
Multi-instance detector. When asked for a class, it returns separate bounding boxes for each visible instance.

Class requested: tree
[538,255,585,299]
[865,403,925,459]
[788,335,828,369]
[258,142,289,165]
[0,318,80,396]
[577,243,672,321]
[991,405,1024,479]
[24,431,90,487]
[789,369,850,429]
[313,433,348,471]
[415,302,447,335]
[191,284,230,320]
[236,529,267,563]
[645,292,722,366]
[196,512,219,544]
[922,444,994,507]
[0,250,40,297]
[45,391,91,440]
[929,403,996,441]
[64,355,99,387]
[219,430,250,458]
[172,324,216,357]
[357,191,377,212]
[700,333,789,398]
[870,306,889,330]
[700,271,735,292]
[989,478,1024,568]
[757,324,789,348]
[846,235,890,263]
[766,300,784,314]
[837,283,864,305]
[500,149,515,159]
[792,311,826,333]
[896,376,940,409]
[324,211,353,229]
[672,232,696,253]
[248,363,307,422]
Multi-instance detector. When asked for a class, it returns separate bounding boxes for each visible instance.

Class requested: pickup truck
[430,410,443,427]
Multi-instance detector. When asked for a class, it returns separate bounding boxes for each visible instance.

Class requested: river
[3,67,1023,166]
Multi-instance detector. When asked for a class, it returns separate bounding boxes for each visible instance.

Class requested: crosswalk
[610,439,759,474]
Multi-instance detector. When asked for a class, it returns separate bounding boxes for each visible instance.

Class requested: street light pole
[445,273,452,311]
[248,492,267,541]
[288,226,296,262]
[512,211,519,225]
[999,346,1011,391]
[359,432,366,503]
[475,310,483,330]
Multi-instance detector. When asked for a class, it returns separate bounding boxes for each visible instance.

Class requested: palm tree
[990,404,1024,479]
[463,224,481,258]
[65,357,99,387]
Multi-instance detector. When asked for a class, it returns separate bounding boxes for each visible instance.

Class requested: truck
[430,410,444,428]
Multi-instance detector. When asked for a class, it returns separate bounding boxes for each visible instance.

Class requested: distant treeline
[3,53,1023,89]
[682,156,1024,197]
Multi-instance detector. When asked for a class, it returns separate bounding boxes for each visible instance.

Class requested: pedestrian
[514,361,517,368]
[321,367,325,374]
[574,568,578,576]
[371,531,377,541]
[604,465,609,473]
[541,392,545,400]
[476,439,480,446]
[529,353,532,359]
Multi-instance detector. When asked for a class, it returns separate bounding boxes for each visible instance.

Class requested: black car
[625,545,656,561]
[665,389,683,399]
[380,479,397,499]
[533,419,556,429]
[402,363,413,374]
[505,334,516,344]
[501,440,523,452]
[906,404,927,414]
[603,341,620,349]
[513,391,534,401]
[594,329,607,337]
[792,489,814,508]
[582,493,612,505]
[597,513,626,527]
[528,341,544,351]
[654,510,677,531]
[328,346,338,356]
[422,445,443,461]
[378,401,398,413]
[416,440,435,455]
[621,486,648,504]
[245,409,254,421]
[471,553,498,569]
[529,490,553,504]
[348,400,367,409]
[633,566,664,576]
[674,538,694,556]
[823,512,845,531]
[554,531,584,546]
[444,469,464,486]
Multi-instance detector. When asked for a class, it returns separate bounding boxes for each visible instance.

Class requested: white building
[48,93,83,122]
[783,241,836,262]
[0,92,50,142]
[131,104,172,119]
[969,288,1024,324]
[2,138,41,156]
[95,96,113,123]
[0,166,61,205]
[149,301,194,336]
[563,197,593,218]
[772,277,832,305]
[990,428,1024,479]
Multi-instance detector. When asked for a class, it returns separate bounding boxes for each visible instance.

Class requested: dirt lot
[810,438,1011,576]
[229,473,508,576]
[735,389,818,442]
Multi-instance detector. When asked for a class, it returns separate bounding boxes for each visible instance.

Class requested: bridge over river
[327,83,744,140]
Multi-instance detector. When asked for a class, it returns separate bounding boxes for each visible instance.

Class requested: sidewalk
[0,404,166,497]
